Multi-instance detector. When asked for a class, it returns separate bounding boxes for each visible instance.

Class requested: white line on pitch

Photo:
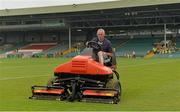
[0,75,50,81]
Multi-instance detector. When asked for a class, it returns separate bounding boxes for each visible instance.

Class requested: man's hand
[103,51,112,57]
[85,41,89,46]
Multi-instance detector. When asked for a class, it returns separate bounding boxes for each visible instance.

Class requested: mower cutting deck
[29,41,122,104]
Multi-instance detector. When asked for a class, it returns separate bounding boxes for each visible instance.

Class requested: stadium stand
[0,43,27,58]
[0,43,26,54]
[44,44,67,54]
[0,1,180,58]
[115,37,155,57]
[21,43,56,50]
[176,37,180,48]
[153,52,180,58]
[18,43,57,58]
[62,41,85,57]
[151,37,180,58]
[43,43,69,57]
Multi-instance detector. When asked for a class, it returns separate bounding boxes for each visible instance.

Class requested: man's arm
[86,38,97,46]
[103,52,112,57]
[103,41,113,57]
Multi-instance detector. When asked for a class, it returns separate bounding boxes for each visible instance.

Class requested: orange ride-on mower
[29,41,122,104]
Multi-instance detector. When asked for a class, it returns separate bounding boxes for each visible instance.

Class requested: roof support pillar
[164,24,167,47]
[68,27,71,49]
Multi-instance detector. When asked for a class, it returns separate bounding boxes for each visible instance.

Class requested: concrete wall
[25,32,41,43]
[1,30,90,44]
[0,34,5,44]
[42,33,59,42]
[6,32,23,43]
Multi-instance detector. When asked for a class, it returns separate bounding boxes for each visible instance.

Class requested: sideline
[0,75,50,81]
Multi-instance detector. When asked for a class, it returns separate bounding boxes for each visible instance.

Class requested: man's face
[97,30,105,41]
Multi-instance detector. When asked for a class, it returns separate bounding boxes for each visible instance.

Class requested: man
[89,28,114,66]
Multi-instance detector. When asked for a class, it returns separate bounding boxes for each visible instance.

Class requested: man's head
[97,28,105,41]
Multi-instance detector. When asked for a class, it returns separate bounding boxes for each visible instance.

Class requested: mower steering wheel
[87,41,102,51]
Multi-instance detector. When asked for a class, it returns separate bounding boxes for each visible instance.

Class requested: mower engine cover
[54,55,112,75]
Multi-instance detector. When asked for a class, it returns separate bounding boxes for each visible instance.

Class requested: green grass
[0,58,180,111]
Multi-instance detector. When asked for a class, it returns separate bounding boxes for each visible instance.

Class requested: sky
[0,0,117,10]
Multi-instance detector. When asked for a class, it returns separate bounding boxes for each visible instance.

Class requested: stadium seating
[109,38,129,48]
[1,36,179,58]
[153,51,180,58]
[21,43,56,50]
[115,38,156,57]
[0,43,27,54]
[152,37,180,58]
[62,42,85,57]
[18,43,57,58]
[176,37,180,48]
[43,43,68,54]
[63,38,156,57]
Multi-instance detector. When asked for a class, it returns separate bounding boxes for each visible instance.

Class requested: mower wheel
[106,79,122,96]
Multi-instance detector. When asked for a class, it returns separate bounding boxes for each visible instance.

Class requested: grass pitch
[0,58,180,111]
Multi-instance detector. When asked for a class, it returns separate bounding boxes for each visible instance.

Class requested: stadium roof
[0,0,180,16]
